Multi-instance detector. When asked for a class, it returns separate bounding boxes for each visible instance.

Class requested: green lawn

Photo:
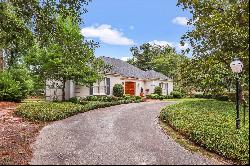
[164,98,208,102]
[160,100,249,164]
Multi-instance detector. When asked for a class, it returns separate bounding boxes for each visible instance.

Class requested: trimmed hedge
[68,97,78,103]
[75,95,143,103]
[135,96,142,100]
[79,96,118,102]
[16,102,84,121]
[146,94,173,100]
[193,91,249,103]
[226,91,249,103]
[16,99,142,122]
[160,100,249,164]
[146,94,159,99]
[170,91,183,99]
[122,94,132,100]
[194,94,230,101]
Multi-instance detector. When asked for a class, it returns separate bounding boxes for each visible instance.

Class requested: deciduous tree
[177,0,249,92]
[0,0,92,67]
[25,16,104,101]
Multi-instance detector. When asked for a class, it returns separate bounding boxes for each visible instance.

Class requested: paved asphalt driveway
[30,101,217,165]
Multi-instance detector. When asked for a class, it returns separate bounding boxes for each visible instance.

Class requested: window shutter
[106,78,110,95]
[159,83,163,88]
[89,84,93,95]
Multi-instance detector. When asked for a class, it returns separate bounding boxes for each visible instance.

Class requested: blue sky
[81,0,192,60]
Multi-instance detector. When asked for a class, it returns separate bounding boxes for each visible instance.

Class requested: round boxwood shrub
[154,86,162,96]
[113,84,124,97]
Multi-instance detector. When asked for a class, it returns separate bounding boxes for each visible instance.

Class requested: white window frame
[93,78,108,95]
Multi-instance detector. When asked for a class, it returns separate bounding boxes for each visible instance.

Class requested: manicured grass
[160,100,249,164]
[16,100,134,122]
[164,98,208,102]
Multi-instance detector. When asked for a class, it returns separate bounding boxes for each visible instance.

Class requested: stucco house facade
[45,57,173,100]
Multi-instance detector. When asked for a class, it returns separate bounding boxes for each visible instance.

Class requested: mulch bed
[0,102,46,165]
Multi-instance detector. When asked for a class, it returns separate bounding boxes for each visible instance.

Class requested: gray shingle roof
[144,70,169,80]
[100,56,170,80]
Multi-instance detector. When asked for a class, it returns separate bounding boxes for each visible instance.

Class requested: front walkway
[30,101,216,165]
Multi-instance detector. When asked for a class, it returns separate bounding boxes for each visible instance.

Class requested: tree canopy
[177,0,249,94]
[0,0,92,67]
[1,0,106,101]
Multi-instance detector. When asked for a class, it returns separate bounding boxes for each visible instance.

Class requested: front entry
[125,82,135,96]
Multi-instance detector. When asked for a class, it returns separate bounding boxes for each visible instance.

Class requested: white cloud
[149,40,190,53]
[121,56,132,61]
[81,24,135,46]
[129,25,135,30]
[172,17,189,26]
[149,40,174,47]
[177,43,189,50]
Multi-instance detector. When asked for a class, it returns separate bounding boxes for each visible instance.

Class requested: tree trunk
[62,78,66,101]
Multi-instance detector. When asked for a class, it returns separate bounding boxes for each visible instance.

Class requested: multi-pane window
[159,82,169,95]
[92,78,110,95]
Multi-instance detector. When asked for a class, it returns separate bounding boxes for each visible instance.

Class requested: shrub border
[16,99,142,122]
[159,119,235,165]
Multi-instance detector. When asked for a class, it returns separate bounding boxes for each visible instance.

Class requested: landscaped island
[160,100,249,164]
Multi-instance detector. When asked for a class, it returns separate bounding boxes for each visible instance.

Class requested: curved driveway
[30,101,217,165]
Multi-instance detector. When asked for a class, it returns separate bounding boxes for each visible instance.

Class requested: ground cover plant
[160,100,249,164]
[16,96,143,122]
[146,94,174,100]
[16,102,85,121]
[78,95,142,103]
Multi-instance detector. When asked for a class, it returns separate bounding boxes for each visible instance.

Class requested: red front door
[125,82,135,96]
